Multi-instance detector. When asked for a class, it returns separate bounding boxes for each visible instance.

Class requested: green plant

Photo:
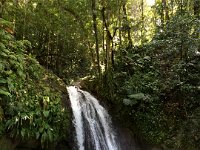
[0,19,70,148]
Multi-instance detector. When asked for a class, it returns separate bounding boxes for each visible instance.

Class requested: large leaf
[0,52,8,57]
[0,63,5,71]
[0,18,13,28]
[123,98,137,106]
[128,93,145,100]
[9,54,18,61]
[43,111,49,118]
[0,89,11,96]
[0,79,7,84]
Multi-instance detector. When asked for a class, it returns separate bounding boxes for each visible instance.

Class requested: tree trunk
[106,8,111,69]
[194,0,200,18]
[102,18,105,68]
[171,0,174,15]
[194,0,200,51]
[163,0,169,21]
[101,6,113,70]
[141,0,144,44]
[118,0,122,46]
[0,0,6,17]
[122,1,132,47]
[91,0,101,76]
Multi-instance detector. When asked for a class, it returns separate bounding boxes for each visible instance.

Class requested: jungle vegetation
[0,0,199,149]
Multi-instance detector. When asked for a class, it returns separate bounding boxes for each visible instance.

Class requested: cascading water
[67,86,119,150]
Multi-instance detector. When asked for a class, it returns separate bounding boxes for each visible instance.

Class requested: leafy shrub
[91,9,200,149]
[0,19,70,148]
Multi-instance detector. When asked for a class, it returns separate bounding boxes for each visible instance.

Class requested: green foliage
[118,10,199,149]
[0,19,70,148]
[1,0,91,83]
[1,0,200,149]
[86,7,200,149]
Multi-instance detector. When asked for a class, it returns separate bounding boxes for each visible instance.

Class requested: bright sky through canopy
[146,0,155,6]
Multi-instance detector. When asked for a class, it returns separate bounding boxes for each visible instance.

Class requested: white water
[67,86,119,150]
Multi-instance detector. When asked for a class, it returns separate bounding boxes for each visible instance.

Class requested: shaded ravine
[67,86,119,150]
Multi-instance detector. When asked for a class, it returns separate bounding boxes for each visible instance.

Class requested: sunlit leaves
[0,89,11,97]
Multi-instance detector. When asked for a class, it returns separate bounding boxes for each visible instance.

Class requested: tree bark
[101,7,111,70]
[194,0,200,18]
[122,1,132,47]
[118,0,122,46]
[194,0,200,51]
[91,0,101,75]
[163,0,169,21]
[0,0,6,17]
[160,0,164,29]
[140,0,144,44]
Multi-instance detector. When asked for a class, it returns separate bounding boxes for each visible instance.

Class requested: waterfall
[67,86,119,150]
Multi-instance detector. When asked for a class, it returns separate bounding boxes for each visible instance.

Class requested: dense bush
[88,10,200,149]
[0,19,70,148]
